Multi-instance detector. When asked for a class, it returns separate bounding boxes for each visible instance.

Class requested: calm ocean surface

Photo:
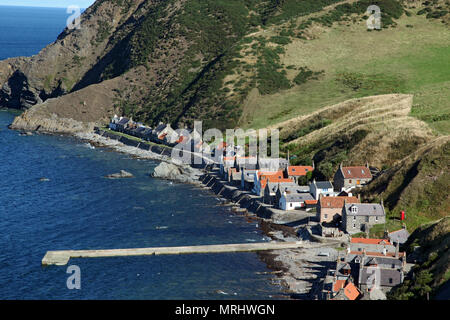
[0,6,283,299]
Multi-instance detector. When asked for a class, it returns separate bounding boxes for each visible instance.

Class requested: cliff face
[2,0,269,131]
[2,0,149,131]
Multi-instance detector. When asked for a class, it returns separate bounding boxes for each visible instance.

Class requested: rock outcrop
[152,161,202,184]
[105,170,134,179]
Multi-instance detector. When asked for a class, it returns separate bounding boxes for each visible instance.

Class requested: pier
[42,241,310,266]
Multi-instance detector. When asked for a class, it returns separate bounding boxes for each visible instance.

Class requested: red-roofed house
[350,238,396,254]
[252,170,285,196]
[319,196,359,223]
[285,165,314,183]
[343,282,361,300]
[333,279,346,293]
[333,163,373,191]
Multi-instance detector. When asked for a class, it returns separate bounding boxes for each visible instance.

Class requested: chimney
[358,193,361,201]
[339,162,343,169]
[382,248,387,256]
[312,160,315,170]
[366,161,369,168]
[395,242,399,258]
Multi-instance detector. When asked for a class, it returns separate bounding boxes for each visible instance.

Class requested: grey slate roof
[258,158,289,170]
[142,128,153,136]
[117,117,130,125]
[266,182,298,193]
[154,123,167,134]
[284,193,314,202]
[388,229,410,244]
[315,181,333,189]
[344,203,385,216]
[359,267,402,287]
[364,257,403,268]
[281,185,310,193]
[135,127,146,134]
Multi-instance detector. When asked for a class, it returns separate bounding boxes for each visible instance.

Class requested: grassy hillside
[240,2,450,134]
[362,136,450,231]
[388,217,449,300]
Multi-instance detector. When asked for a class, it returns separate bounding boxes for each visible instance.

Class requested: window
[353,216,356,221]
[366,216,369,222]
[389,278,393,284]
[349,180,352,184]
[290,203,292,207]
[375,216,378,221]
[324,214,328,219]
[353,224,356,228]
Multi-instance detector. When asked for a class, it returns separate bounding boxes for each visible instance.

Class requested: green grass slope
[239,1,450,134]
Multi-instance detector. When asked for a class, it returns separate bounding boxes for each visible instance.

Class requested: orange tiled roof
[287,165,314,176]
[305,200,318,205]
[333,280,346,292]
[344,282,360,300]
[351,238,392,245]
[320,196,359,209]
[258,170,284,179]
[342,166,372,179]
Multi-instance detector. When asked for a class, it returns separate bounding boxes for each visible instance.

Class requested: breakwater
[199,173,279,220]
[94,128,173,157]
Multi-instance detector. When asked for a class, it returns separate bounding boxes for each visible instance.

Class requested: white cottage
[310,179,334,200]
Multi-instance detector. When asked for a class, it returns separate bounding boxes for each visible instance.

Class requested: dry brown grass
[269,94,439,167]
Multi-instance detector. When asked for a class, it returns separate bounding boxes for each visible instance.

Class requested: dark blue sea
[0,6,283,299]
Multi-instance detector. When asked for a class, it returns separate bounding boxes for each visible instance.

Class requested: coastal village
[104,115,414,300]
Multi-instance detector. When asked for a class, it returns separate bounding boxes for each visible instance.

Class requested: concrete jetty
[42,241,308,266]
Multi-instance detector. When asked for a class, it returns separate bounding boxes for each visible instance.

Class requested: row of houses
[217,152,389,235]
[323,237,408,300]
[109,116,202,149]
